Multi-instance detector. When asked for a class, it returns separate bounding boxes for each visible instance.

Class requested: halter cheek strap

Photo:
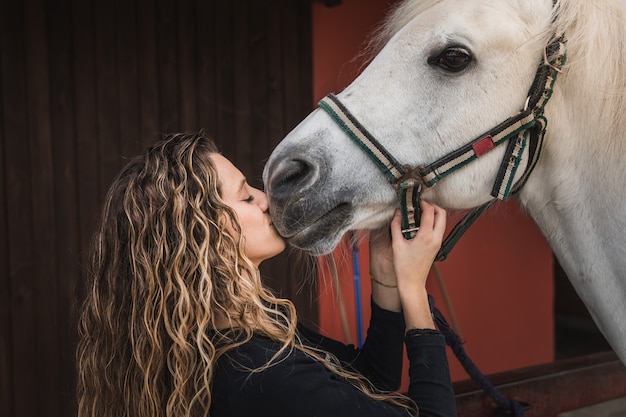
[421,37,566,201]
[318,94,423,239]
[318,36,566,258]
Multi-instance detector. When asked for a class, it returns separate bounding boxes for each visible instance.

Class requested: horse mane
[555,0,626,137]
[365,0,626,135]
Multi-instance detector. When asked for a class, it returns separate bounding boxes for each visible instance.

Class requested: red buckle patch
[472,136,495,157]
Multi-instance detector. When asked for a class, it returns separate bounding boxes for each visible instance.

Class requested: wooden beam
[312,0,342,6]
[454,351,626,417]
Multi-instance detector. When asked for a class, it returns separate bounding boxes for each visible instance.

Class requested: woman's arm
[405,332,457,417]
[370,201,457,416]
[370,202,445,330]
[391,202,444,329]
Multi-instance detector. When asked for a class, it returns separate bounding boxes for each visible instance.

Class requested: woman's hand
[392,200,446,329]
[369,200,447,327]
[391,201,447,294]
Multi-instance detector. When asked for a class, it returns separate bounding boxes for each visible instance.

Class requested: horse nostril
[269,158,317,199]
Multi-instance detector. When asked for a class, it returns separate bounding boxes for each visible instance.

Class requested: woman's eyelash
[244,195,255,202]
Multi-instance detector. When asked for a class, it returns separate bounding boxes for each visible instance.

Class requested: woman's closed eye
[243,194,255,203]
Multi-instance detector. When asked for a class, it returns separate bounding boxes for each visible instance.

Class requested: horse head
[264,0,557,255]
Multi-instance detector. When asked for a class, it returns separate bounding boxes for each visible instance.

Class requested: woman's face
[210,153,286,266]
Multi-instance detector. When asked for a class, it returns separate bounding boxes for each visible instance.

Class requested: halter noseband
[318,36,566,260]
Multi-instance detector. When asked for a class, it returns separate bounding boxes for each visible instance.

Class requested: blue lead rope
[429,296,528,416]
[350,232,364,347]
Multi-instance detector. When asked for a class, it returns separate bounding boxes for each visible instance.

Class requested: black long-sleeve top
[210,300,457,417]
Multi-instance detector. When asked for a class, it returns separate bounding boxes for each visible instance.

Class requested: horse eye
[429,47,471,72]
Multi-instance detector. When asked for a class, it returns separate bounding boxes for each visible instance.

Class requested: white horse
[263,0,626,365]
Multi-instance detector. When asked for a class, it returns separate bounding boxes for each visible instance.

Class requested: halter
[318,36,566,260]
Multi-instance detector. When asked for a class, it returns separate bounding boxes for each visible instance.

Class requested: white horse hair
[264,0,626,364]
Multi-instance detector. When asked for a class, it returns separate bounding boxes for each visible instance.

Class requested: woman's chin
[254,239,287,266]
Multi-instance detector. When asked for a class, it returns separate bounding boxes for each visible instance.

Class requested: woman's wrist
[400,287,436,329]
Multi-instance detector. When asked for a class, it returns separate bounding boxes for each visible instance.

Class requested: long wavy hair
[77,130,414,417]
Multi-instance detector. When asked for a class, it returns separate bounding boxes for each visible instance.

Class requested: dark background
[0,1,317,416]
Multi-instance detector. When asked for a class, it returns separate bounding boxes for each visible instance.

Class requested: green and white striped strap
[422,36,565,201]
[420,112,536,189]
[318,94,407,183]
[319,94,422,239]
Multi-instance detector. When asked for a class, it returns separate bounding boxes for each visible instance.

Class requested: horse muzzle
[264,147,354,253]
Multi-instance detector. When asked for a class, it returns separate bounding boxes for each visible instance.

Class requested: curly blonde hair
[77,130,414,417]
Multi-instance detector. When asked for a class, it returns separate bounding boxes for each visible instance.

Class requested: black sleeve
[405,332,457,417]
[211,332,456,417]
[297,299,406,391]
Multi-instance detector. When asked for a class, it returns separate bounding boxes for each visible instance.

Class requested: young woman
[77,130,456,417]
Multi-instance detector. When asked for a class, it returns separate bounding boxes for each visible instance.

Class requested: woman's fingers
[389,209,402,241]
[419,200,447,230]
[431,203,447,240]
[390,201,446,245]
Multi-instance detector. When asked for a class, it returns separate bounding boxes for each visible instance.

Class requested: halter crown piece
[318,35,567,260]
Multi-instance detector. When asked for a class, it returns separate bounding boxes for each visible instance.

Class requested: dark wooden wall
[0,1,315,416]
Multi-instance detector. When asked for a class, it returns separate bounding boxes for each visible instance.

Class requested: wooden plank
[0,119,12,417]
[0,2,38,416]
[95,0,122,191]
[454,351,626,417]
[195,0,217,136]
[156,0,179,132]
[240,0,322,7]
[116,0,142,158]
[72,0,100,263]
[137,0,159,147]
[246,2,269,189]
[231,2,253,176]
[279,0,312,134]
[264,8,285,158]
[213,1,236,158]
[177,0,197,131]
[47,0,80,414]
[24,0,61,415]
[312,0,342,5]
[0,4,13,415]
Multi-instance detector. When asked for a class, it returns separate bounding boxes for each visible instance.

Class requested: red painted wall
[311,0,554,387]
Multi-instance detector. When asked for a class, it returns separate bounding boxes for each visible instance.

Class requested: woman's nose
[256,188,269,211]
